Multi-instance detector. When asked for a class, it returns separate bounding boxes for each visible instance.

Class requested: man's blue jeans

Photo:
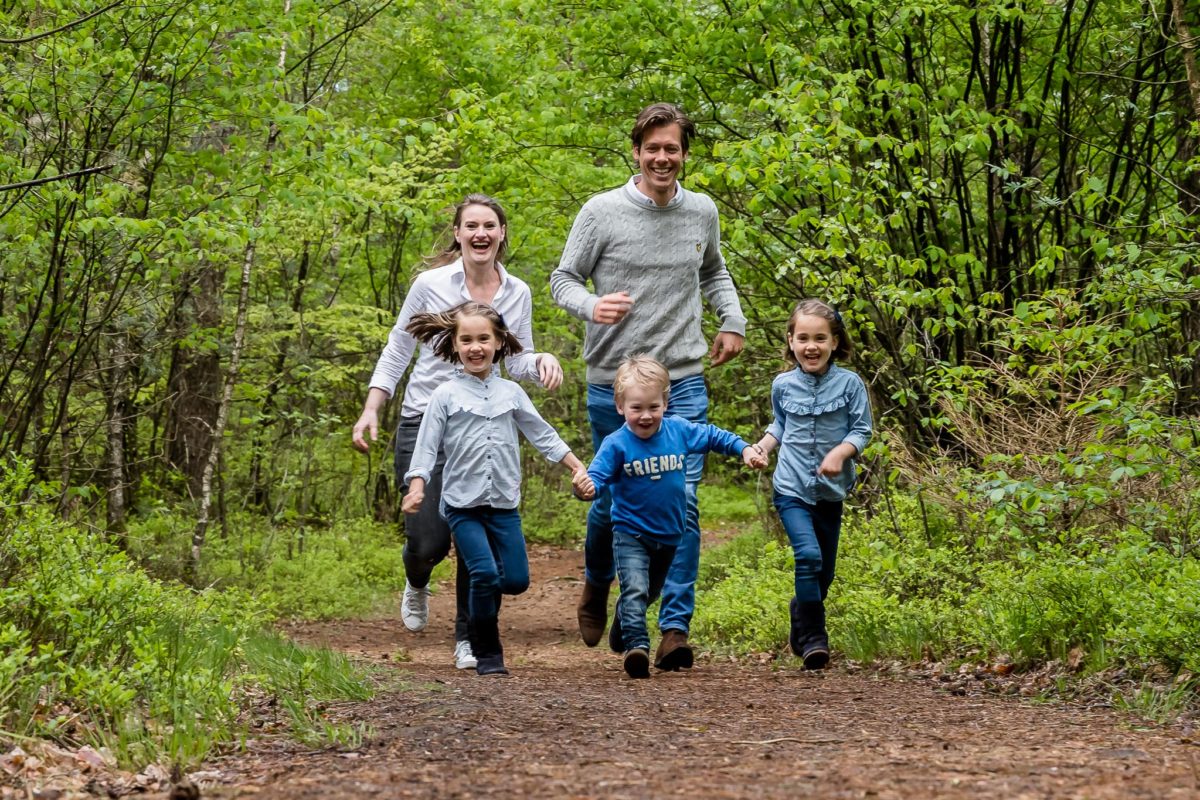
[613,530,676,652]
[585,374,708,633]
[443,505,530,623]
[773,493,842,602]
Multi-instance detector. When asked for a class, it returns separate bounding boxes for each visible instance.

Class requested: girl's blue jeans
[443,505,530,623]
[585,374,708,634]
[613,530,676,653]
[773,493,843,602]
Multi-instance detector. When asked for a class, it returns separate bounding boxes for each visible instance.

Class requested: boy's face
[617,383,667,439]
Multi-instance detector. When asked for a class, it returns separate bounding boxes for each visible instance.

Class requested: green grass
[690,486,1200,724]
[0,461,375,769]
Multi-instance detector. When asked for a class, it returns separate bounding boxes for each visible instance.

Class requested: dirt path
[204,544,1197,799]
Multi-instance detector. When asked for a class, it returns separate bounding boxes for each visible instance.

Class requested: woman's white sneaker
[454,640,477,669]
[400,581,430,631]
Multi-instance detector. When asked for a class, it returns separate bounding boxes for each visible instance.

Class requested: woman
[352,193,563,669]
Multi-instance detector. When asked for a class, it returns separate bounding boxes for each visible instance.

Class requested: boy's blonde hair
[613,355,671,404]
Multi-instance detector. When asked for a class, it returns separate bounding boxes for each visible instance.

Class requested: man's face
[633,123,686,200]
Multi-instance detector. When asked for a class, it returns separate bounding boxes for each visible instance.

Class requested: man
[550,102,746,670]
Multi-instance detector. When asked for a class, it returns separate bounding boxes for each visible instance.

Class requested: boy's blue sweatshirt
[588,416,749,546]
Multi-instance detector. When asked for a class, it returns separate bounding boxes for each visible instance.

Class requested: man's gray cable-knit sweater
[550,177,747,385]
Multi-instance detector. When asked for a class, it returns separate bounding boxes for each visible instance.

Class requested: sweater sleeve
[696,196,747,337]
[586,435,623,499]
[550,205,603,323]
[682,419,749,459]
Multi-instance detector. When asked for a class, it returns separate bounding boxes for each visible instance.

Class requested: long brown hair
[425,193,509,269]
[406,301,523,364]
[784,299,854,364]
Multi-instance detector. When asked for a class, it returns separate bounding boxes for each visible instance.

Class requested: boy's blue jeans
[443,505,530,623]
[773,493,843,602]
[585,375,708,634]
[613,530,677,652]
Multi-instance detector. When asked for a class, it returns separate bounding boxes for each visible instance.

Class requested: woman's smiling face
[455,204,506,267]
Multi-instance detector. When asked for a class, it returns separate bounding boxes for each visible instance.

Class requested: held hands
[743,444,768,470]
[592,292,634,325]
[572,469,596,501]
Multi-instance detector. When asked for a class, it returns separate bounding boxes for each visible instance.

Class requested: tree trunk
[163,263,223,498]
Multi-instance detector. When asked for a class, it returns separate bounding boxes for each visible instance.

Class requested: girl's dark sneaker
[623,648,650,679]
[475,655,509,676]
[801,643,830,670]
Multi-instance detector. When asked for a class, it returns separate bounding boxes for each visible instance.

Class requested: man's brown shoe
[577,580,609,647]
[654,629,694,671]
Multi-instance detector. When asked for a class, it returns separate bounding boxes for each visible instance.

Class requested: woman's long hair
[406,301,523,364]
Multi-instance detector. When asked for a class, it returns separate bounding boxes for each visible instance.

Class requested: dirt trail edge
[208,544,1197,799]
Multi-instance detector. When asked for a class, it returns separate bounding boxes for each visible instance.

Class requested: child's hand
[401,489,424,514]
[572,470,596,500]
[818,450,846,477]
[743,444,768,470]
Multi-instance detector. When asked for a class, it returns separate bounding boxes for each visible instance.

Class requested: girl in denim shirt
[751,299,872,669]
[403,302,594,675]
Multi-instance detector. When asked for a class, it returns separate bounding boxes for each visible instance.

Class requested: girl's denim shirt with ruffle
[766,363,873,503]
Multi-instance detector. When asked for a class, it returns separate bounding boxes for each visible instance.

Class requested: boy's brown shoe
[653,630,694,671]
[623,648,651,679]
[577,580,609,647]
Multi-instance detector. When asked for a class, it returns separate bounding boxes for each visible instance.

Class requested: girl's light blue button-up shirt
[766,364,873,503]
[405,368,571,510]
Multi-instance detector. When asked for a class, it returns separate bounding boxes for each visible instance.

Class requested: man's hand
[537,353,564,391]
[592,292,634,325]
[709,331,744,366]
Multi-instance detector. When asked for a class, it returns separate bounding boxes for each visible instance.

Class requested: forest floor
[213,543,1198,799]
[8,543,1199,799]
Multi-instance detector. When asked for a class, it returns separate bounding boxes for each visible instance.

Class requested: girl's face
[453,313,501,378]
[788,314,837,375]
[454,204,505,268]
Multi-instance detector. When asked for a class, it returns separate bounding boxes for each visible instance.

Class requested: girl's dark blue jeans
[773,493,843,602]
[443,505,530,624]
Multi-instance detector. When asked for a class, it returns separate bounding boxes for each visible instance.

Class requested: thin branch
[0,164,111,193]
[0,0,126,45]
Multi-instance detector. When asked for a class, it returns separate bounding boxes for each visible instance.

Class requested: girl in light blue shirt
[403,302,593,675]
[752,299,873,670]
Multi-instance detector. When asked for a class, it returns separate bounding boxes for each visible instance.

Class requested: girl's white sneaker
[454,640,478,669]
